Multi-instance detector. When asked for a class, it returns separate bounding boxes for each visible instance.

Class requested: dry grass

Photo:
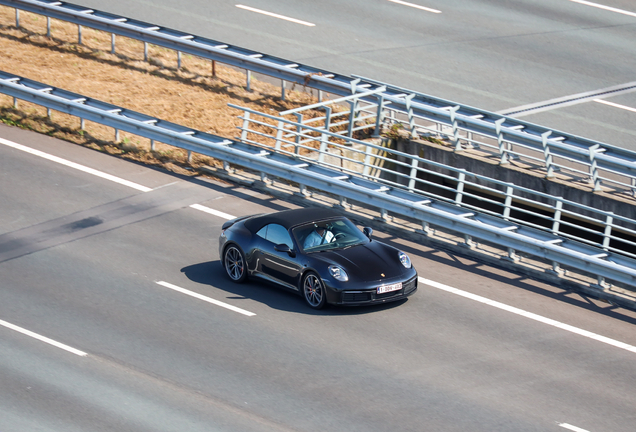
[0,6,325,172]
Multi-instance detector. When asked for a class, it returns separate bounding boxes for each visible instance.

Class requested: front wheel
[302,272,327,309]
[223,245,247,283]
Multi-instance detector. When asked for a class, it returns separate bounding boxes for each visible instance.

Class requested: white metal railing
[231,104,636,262]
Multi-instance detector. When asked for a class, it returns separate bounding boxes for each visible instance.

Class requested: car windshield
[293,217,369,253]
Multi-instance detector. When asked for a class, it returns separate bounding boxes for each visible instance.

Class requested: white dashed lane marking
[419,277,636,355]
[0,137,152,192]
[235,5,316,26]
[569,0,636,18]
[387,0,441,13]
[156,281,256,317]
[594,99,636,114]
[0,319,88,357]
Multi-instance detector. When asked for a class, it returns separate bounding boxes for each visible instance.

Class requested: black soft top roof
[243,207,343,233]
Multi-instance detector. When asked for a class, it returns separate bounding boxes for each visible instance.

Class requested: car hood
[315,241,405,282]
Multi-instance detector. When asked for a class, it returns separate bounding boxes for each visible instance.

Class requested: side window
[256,225,268,240]
[266,224,293,248]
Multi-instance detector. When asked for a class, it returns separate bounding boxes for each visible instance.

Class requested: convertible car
[218,207,417,309]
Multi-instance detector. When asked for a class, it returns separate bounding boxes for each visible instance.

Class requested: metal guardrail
[2,0,636,198]
[232,105,636,260]
[2,71,636,295]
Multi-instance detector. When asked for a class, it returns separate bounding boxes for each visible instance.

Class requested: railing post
[178,51,182,69]
[246,70,251,92]
[338,195,349,209]
[455,171,466,205]
[541,131,554,178]
[111,34,116,54]
[295,113,303,155]
[362,145,373,177]
[602,212,613,251]
[281,80,286,101]
[274,120,284,152]
[389,108,396,126]
[240,111,251,142]
[144,42,148,61]
[47,16,51,37]
[373,95,384,137]
[318,107,331,163]
[495,118,509,164]
[297,184,309,197]
[463,234,476,249]
[347,98,358,138]
[15,8,19,27]
[378,208,389,221]
[324,106,332,134]
[420,220,433,237]
[78,24,82,45]
[552,198,563,235]
[589,144,602,191]
[450,105,461,151]
[596,276,610,289]
[408,158,419,192]
[222,161,233,174]
[404,94,417,139]
[503,185,514,220]
[550,261,564,277]
[507,248,520,263]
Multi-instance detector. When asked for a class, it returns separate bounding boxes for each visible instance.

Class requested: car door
[256,224,302,290]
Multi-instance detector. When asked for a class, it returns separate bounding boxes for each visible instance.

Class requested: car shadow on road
[180,261,409,316]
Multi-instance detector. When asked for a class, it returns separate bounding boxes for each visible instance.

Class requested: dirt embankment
[0,6,322,174]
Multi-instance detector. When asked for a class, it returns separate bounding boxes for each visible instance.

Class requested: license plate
[377,282,402,294]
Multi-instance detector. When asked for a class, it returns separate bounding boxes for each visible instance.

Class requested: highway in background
[2,124,636,431]
[73,0,636,150]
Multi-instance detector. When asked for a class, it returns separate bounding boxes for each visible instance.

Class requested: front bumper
[324,271,418,306]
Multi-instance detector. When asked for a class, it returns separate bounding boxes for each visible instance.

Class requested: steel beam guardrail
[2,71,636,293]
[3,0,636,197]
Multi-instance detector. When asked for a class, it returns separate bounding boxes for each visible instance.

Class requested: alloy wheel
[303,273,326,309]
[224,246,245,282]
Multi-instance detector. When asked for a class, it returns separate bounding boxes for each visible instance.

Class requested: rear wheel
[302,272,327,309]
[223,245,247,283]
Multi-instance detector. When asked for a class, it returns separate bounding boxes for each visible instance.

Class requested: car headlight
[329,265,349,282]
[398,251,412,269]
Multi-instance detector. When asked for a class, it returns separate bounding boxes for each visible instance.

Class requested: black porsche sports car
[218,207,417,309]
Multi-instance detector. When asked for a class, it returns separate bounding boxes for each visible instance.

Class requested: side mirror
[363,227,373,240]
[275,244,296,257]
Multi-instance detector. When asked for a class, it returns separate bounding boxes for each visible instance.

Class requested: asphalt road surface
[72,0,636,150]
[2,123,636,431]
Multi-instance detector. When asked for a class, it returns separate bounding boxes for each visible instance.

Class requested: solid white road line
[0,137,152,192]
[594,99,636,113]
[569,0,636,18]
[559,423,590,432]
[156,281,256,317]
[236,5,316,27]
[0,319,88,357]
[418,277,636,355]
[388,0,442,13]
[190,204,235,220]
